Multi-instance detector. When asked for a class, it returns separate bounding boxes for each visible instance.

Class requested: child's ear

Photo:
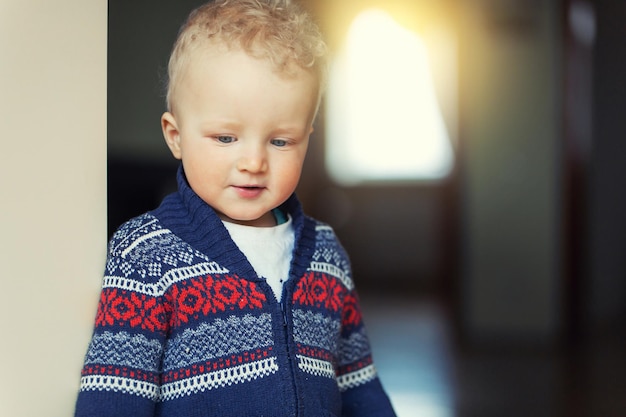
[161,112,182,159]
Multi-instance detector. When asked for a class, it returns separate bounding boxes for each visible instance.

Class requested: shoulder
[108,213,164,252]
[309,218,345,252]
[307,217,354,288]
[104,213,210,282]
[108,213,181,259]
[310,218,338,238]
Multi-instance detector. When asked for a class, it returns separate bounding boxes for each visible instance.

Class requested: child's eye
[215,135,236,144]
[271,138,288,147]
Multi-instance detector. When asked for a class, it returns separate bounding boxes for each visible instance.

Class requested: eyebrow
[199,120,310,136]
[199,120,242,131]
[272,125,310,137]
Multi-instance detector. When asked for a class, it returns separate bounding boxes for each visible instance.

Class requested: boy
[75,1,396,416]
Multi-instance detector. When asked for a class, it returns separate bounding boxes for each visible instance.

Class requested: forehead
[174,46,319,123]
[183,38,316,81]
[175,43,319,104]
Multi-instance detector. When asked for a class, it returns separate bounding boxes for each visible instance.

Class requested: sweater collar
[151,165,317,284]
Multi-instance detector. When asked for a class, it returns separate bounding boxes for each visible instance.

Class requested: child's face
[162,46,319,227]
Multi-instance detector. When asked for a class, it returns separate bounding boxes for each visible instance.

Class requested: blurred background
[107,0,626,416]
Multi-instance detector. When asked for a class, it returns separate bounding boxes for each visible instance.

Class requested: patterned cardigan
[75,168,396,417]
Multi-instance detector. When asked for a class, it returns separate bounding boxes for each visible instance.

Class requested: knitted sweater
[75,168,396,417]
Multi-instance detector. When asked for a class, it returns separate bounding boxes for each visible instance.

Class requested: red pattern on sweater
[95,274,267,331]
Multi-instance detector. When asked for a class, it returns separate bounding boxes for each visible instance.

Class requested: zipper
[279,294,300,416]
[280,302,288,326]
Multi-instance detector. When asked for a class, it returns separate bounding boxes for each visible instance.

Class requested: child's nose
[237,143,268,173]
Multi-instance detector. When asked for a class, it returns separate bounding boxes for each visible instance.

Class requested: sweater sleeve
[74,215,171,417]
[337,290,397,417]
[311,221,396,417]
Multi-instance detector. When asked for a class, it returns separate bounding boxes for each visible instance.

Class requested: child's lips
[232,185,266,198]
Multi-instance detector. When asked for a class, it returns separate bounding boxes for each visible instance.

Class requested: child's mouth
[233,185,265,198]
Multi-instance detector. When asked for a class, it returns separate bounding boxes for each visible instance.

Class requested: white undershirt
[222,216,294,302]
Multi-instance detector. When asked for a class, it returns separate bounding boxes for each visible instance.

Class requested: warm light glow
[326,9,454,185]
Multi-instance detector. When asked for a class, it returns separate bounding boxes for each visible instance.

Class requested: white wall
[0,1,106,415]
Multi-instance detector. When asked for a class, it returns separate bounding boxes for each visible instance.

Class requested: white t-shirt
[222,216,294,302]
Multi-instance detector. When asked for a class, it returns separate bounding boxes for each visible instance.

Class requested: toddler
[75,1,397,416]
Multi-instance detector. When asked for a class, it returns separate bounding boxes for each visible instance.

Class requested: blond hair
[165,0,327,112]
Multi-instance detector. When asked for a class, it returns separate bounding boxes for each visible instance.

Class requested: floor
[361,296,626,417]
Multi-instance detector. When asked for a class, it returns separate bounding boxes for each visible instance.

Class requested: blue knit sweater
[75,168,396,417]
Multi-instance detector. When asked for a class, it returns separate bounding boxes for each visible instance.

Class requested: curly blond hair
[165,0,328,112]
